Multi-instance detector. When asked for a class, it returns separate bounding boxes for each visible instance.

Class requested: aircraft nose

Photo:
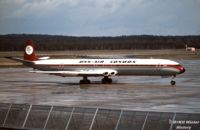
[178,65,185,74]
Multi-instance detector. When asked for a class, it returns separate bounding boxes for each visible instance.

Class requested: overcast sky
[0,0,200,36]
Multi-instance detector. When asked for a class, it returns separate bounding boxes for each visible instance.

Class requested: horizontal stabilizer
[5,57,33,64]
[38,57,50,60]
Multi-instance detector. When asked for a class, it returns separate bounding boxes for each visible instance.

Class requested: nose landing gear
[170,75,176,86]
[170,80,176,85]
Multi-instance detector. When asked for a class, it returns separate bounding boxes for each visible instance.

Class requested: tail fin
[24,40,37,61]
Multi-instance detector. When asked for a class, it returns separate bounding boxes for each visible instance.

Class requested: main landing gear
[170,75,176,86]
[102,76,112,84]
[79,76,113,84]
[80,76,91,84]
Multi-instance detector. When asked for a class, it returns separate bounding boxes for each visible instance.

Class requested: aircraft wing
[30,69,118,77]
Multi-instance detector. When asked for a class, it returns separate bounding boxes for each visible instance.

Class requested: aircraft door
[157,64,162,74]
[155,64,161,74]
[59,63,64,70]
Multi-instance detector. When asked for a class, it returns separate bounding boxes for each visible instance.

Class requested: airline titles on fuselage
[79,60,136,64]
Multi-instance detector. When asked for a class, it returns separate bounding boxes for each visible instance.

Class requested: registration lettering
[79,60,104,63]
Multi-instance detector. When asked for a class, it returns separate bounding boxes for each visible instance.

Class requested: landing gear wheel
[170,75,176,86]
[80,79,90,84]
[102,77,112,84]
[80,76,91,84]
[170,80,176,86]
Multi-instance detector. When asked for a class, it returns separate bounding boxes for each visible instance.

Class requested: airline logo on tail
[25,45,33,55]
[24,40,37,61]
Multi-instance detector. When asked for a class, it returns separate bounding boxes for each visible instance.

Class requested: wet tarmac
[0,60,200,113]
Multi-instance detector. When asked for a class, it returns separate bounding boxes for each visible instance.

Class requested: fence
[0,103,200,130]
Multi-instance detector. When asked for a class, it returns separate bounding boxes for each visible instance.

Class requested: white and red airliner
[6,40,185,85]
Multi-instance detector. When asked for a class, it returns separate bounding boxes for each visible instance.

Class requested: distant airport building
[185,44,196,52]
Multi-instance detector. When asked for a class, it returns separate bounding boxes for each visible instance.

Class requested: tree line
[0,34,199,51]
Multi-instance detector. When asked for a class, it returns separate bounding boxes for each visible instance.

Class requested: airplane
[6,40,185,85]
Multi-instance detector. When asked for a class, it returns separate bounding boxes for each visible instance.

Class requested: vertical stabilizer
[24,40,37,61]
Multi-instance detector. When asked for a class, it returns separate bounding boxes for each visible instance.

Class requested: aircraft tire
[102,77,112,84]
[80,79,91,84]
[170,80,176,86]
